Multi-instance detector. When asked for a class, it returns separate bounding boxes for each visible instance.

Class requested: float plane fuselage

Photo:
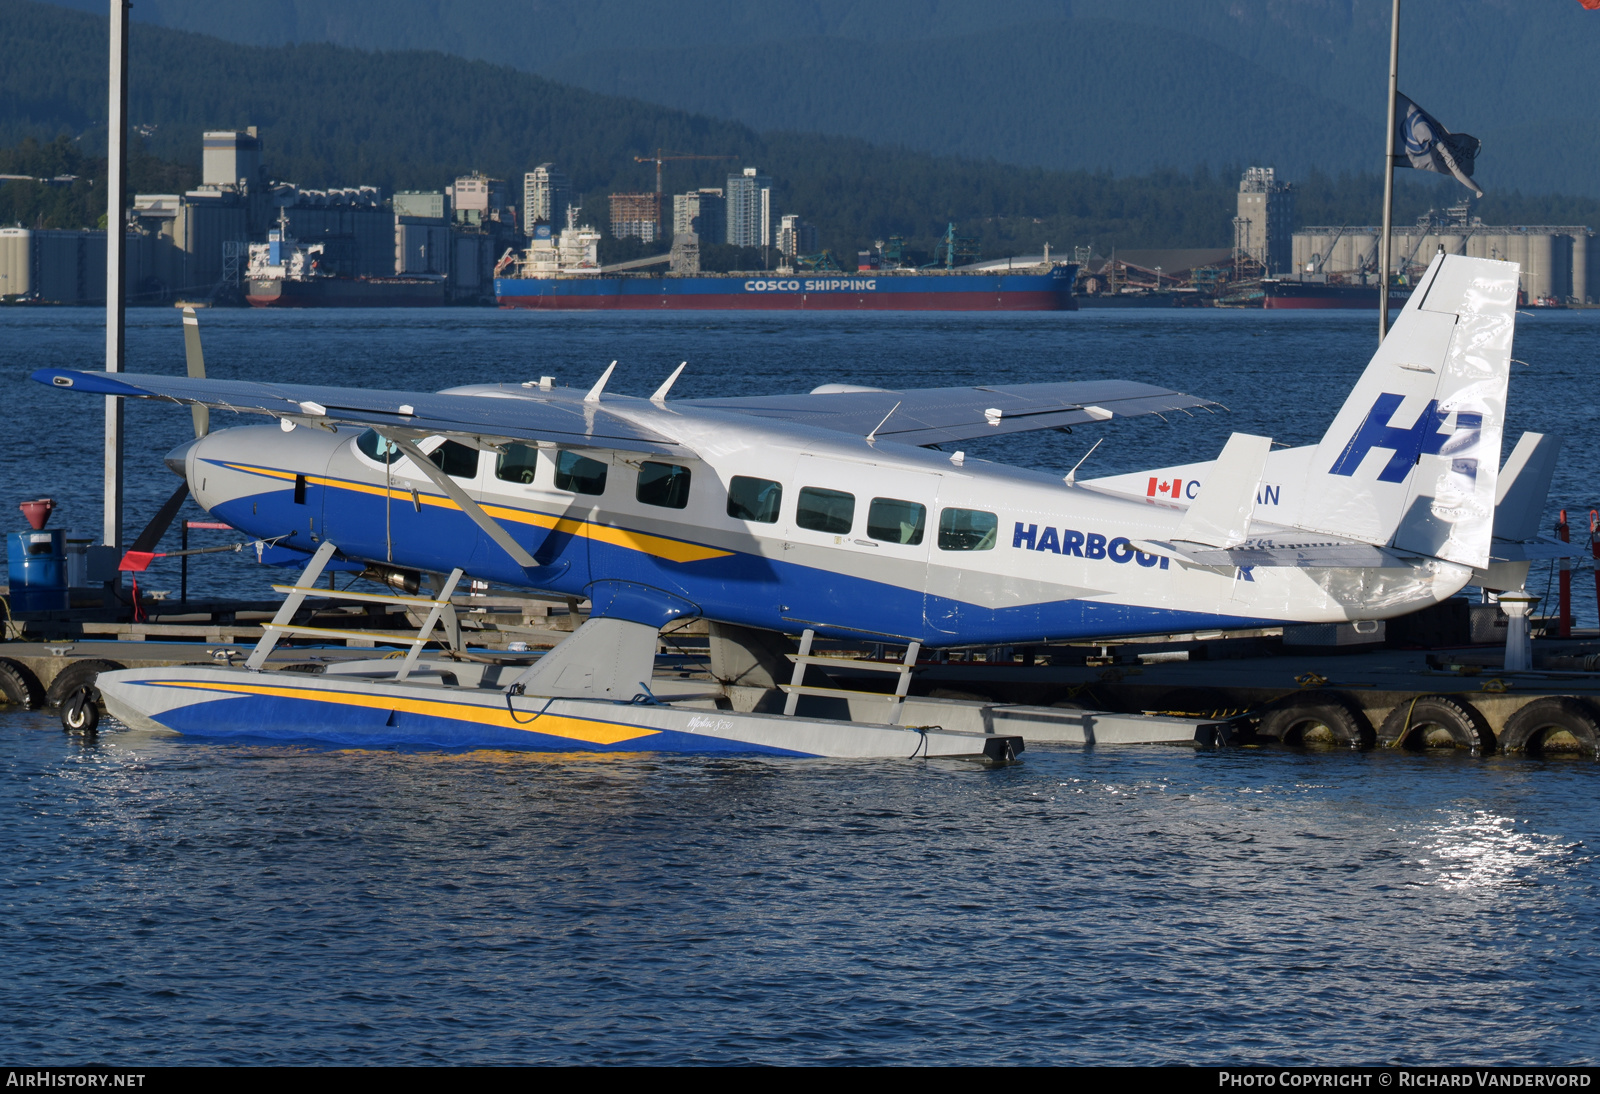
[37,254,1547,652]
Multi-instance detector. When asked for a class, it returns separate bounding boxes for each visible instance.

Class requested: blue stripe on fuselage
[217,481,1268,647]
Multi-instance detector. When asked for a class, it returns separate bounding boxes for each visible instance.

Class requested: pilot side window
[727,476,782,523]
[355,428,401,462]
[796,487,855,534]
[867,498,926,545]
[554,450,608,495]
[428,440,481,480]
[495,443,540,485]
[938,507,998,551]
[637,462,692,509]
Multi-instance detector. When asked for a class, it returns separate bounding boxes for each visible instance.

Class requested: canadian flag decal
[1146,477,1183,499]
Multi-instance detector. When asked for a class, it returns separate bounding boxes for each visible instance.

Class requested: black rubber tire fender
[1379,694,1495,753]
[60,686,100,734]
[45,659,127,708]
[1499,697,1600,758]
[0,658,45,709]
[1257,690,1375,749]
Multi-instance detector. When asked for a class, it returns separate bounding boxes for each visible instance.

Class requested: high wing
[681,379,1220,446]
[31,369,684,456]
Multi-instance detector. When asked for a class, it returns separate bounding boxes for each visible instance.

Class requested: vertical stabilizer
[1293,253,1518,569]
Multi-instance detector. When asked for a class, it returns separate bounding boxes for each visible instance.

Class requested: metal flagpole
[104,0,129,566]
[1377,0,1400,343]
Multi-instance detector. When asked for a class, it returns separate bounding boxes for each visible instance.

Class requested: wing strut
[381,432,540,572]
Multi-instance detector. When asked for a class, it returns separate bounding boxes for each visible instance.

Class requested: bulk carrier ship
[1258,277,1411,310]
[494,222,1077,311]
[245,225,446,308]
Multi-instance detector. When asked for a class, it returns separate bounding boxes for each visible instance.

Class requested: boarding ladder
[243,541,463,680]
[780,628,921,725]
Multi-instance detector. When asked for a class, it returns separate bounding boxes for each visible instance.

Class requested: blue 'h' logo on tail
[1329,393,1482,483]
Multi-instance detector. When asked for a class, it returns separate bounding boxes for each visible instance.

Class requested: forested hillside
[43,0,1600,197]
[5,1,1597,260]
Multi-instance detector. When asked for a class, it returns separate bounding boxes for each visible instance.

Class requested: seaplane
[32,253,1561,758]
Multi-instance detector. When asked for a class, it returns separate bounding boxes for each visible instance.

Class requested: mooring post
[104,0,129,596]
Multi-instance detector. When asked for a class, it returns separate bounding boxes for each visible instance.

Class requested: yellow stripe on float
[156,679,660,745]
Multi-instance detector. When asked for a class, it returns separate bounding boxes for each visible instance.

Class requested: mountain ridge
[39,0,1600,195]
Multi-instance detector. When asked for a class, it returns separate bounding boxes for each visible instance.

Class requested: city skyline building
[726,167,772,248]
[776,213,818,258]
[609,191,660,243]
[673,188,725,243]
[1234,166,1294,275]
[523,163,570,231]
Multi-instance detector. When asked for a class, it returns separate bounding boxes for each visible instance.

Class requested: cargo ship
[244,225,446,308]
[1258,277,1411,310]
[494,222,1077,311]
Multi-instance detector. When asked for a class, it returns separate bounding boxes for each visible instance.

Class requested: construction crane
[633,149,737,206]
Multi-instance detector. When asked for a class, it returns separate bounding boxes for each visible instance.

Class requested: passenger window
[727,476,782,523]
[867,497,926,545]
[554,450,608,495]
[428,440,481,480]
[796,487,855,534]
[938,507,998,551]
[494,443,540,485]
[637,461,692,509]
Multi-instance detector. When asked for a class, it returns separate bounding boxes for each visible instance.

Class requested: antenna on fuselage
[584,361,617,404]
[1063,438,1104,486]
[865,400,902,444]
[651,362,687,404]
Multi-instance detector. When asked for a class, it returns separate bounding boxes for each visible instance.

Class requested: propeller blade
[181,306,209,438]
[119,483,190,572]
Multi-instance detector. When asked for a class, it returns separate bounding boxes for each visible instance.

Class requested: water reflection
[1418,808,1581,893]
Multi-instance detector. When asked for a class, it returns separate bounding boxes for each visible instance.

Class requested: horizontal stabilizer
[1488,537,1575,562]
[1134,536,1408,569]
[1173,433,1271,548]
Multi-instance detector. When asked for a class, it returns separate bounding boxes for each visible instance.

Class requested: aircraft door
[787,455,936,639]
[370,437,488,577]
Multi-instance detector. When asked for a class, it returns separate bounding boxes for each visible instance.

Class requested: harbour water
[2,307,1599,1064]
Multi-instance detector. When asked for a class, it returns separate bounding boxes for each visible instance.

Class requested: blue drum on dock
[7,529,69,612]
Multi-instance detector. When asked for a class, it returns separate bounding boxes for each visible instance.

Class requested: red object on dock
[19,499,54,530]
[1558,510,1572,638]
[1590,510,1599,632]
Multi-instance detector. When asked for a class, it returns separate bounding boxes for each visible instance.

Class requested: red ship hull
[496,290,1070,311]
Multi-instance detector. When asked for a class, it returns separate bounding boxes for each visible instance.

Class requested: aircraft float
[32,254,1561,758]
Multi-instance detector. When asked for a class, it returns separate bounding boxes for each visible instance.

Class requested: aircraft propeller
[119,307,210,574]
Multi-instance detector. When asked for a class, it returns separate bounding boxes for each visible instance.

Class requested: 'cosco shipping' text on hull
[496,266,1078,311]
